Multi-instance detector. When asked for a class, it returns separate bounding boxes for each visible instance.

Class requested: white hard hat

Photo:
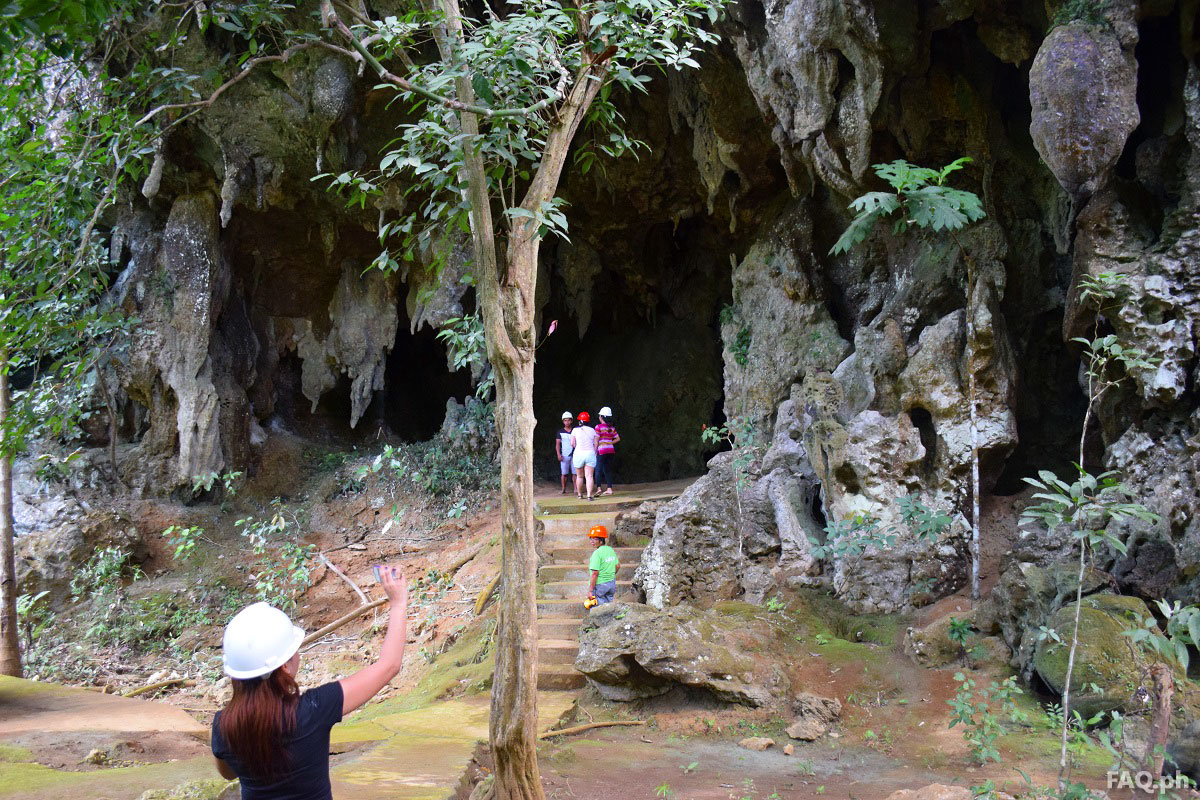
[599,406,612,418]
[222,602,305,679]
[561,411,573,419]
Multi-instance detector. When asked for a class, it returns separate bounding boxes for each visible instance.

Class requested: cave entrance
[992,311,1088,495]
[532,219,729,483]
[381,305,474,441]
[268,308,472,445]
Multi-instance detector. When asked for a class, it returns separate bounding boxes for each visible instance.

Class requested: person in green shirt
[587,524,620,605]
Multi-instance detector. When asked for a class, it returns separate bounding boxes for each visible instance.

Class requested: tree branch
[320,0,556,119]
[134,40,352,127]
[537,720,645,740]
[317,552,368,604]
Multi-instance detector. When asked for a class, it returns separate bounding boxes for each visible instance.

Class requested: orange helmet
[577,411,591,423]
[588,525,607,539]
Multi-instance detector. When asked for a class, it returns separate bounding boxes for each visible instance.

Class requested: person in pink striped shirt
[594,406,620,496]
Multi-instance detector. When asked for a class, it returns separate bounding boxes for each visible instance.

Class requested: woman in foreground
[211,565,408,799]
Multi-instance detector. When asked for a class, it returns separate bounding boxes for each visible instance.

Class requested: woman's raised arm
[338,566,408,715]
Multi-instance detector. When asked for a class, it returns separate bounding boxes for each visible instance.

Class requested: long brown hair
[218,666,300,780]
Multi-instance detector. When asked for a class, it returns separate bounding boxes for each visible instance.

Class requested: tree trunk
[485,350,540,799]
[0,350,21,677]
[400,4,608,793]
[1147,662,1174,778]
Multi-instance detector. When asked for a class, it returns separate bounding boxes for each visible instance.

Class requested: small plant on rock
[701,415,763,559]
[948,615,973,666]
[808,494,951,561]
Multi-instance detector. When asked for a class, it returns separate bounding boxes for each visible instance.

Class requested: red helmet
[577,411,591,423]
[588,525,607,539]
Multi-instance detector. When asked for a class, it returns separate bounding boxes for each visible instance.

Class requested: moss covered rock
[137,779,236,800]
[1033,594,1150,719]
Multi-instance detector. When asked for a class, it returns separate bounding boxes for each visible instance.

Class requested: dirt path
[0,675,207,736]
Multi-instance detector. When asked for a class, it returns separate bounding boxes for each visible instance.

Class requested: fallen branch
[447,542,486,575]
[537,720,645,740]
[317,552,369,604]
[474,574,501,616]
[301,598,387,647]
[124,677,194,698]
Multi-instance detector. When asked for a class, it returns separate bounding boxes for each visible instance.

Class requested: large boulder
[1028,4,1139,197]
[1033,594,1151,719]
[16,509,143,598]
[904,608,1009,670]
[785,692,842,740]
[976,561,1109,675]
[574,602,789,706]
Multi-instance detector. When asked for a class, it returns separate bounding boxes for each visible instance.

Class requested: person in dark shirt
[211,566,408,799]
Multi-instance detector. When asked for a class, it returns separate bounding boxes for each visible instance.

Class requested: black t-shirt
[211,681,344,800]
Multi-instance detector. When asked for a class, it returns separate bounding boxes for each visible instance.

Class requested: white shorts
[573,452,597,470]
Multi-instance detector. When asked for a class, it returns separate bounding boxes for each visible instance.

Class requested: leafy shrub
[731,326,752,366]
[70,546,141,598]
[235,500,316,610]
[948,673,1026,764]
[809,494,952,561]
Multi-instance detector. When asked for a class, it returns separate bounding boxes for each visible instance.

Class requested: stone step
[542,580,636,600]
[540,511,619,533]
[534,478,695,516]
[536,497,648,515]
[537,598,587,618]
[538,617,583,639]
[538,563,637,582]
[537,664,586,690]
[549,546,642,564]
[537,639,579,666]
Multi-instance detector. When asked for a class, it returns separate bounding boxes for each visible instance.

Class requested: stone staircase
[534,479,695,690]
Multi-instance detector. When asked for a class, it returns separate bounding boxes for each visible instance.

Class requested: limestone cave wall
[84,0,1200,611]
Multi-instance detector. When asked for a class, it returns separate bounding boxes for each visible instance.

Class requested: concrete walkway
[330,692,575,800]
[0,675,207,736]
[0,676,214,800]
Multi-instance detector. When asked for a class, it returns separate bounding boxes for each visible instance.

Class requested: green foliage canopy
[321,0,725,273]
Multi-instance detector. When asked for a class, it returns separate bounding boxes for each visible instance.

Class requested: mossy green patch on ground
[0,743,33,763]
[0,755,214,800]
[330,719,393,744]
[997,728,1112,773]
[330,693,575,800]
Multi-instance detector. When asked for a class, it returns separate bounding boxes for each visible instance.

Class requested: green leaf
[470,72,494,106]
[829,210,881,255]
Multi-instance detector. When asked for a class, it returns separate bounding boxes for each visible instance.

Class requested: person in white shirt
[554,412,575,494]
[570,411,600,500]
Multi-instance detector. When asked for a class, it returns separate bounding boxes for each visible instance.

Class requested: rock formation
[14,2,1200,695]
